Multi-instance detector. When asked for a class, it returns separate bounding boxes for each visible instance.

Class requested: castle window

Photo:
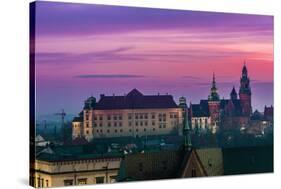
[114,122,117,127]
[119,115,122,120]
[86,115,89,121]
[159,118,162,122]
[140,114,143,119]
[100,129,103,133]
[96,130,99,133]
[46,180,49,187]
[99,116,103,121]
[107,129,110,133]
[152,121,155,126]
[140,121,143,126]
[153,128,155,131]
[114,115,117,120]
[99,123,102,127]
[120,129,123,132]
[94,116,97,120]
[145,121,148,126]
[129,122,132,127]
[136,129,139,132]
[136,122,138,126]
[135,114,139,119]
[151,113,155,119]
[144,128,146,132]
[119,122,122,127]
[107,115,111,120]
[115,129,117,133]
[108,122,111,127]
[144,114,148,119]
[129,129,132,132]
[128,114,132,120]
[87,123,90,128]
[86,130,89,134]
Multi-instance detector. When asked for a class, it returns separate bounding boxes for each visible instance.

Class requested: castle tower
[230,86,237,100]
[208,73,220,127]
[239,63,252,116]
[82,96,96,141]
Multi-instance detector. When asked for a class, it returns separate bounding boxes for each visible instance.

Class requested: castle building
[72,89,184,141]
[190,64,253,132]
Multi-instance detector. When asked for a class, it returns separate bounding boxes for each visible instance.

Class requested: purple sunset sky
[34,1,273,116]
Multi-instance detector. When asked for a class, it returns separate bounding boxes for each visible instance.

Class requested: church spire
[239,62,251,95]
[242,61,248,78]
[208,73,220,101]
[183,107,192,151]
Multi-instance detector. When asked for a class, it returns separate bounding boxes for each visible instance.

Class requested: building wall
[191,117,211,130]
[72,121,82,139]
[31,158,121,188]
[208,101,220,126]
[73,108,184,140]
[83,110,94,141]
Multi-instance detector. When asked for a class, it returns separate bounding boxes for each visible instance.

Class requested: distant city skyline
[34,1,273,116]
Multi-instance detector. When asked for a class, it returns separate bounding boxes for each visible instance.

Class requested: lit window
[78,178,87,185]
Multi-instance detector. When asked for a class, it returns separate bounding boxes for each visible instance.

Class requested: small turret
[84,96,96,109]
[208,73,220,101]
[179,96,187,108]
[230,86,237,100]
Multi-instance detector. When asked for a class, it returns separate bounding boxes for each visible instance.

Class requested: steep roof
[72,116,83,122]
[94,89,178,110]
[191,100,210,117]
[117,150,184,181]
[196,148,224,176]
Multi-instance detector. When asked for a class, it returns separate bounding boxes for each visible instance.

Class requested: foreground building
[72,89,185,141]
[31,145,122,188]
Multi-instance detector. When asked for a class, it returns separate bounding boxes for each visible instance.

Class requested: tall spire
[242,61,248,78]
[239,62,251,95]
[183,107,192,151]
[208,73,220,101]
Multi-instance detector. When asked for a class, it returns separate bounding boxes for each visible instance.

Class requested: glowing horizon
[34,1,273,115]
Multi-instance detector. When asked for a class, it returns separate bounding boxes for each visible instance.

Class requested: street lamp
[102,162,109,183]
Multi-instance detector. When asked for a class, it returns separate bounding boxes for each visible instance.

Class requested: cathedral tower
[208,73,220,127]
[239,63,252,116]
